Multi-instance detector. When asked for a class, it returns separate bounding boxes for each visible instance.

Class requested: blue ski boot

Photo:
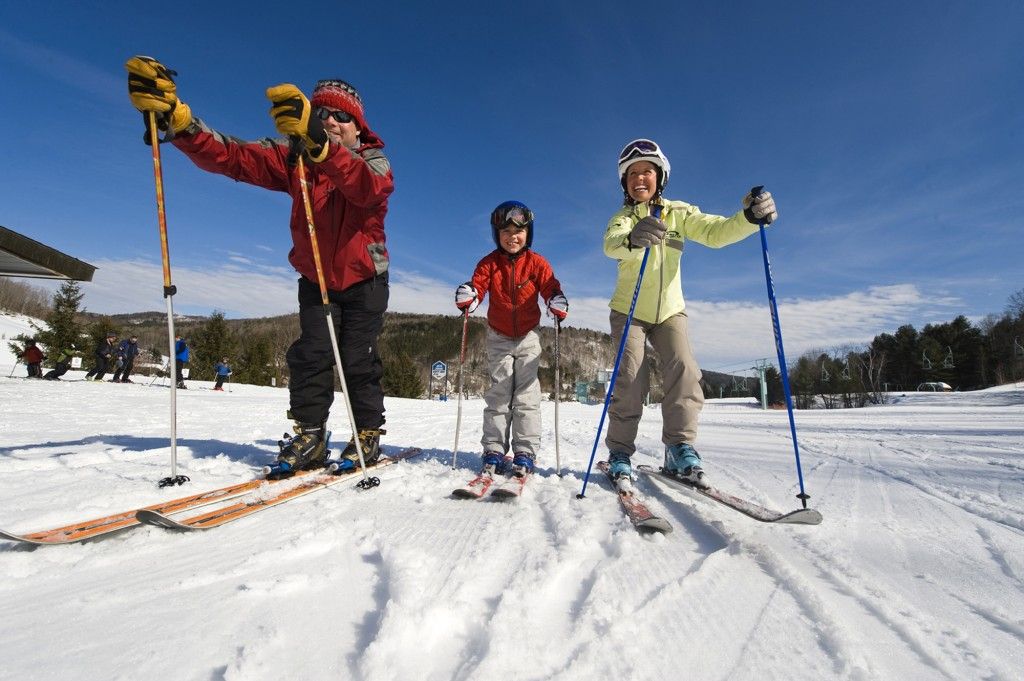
[511,453,535,478]
[608,451,633,479]
[665,443,709,489]
[481,451,504,475]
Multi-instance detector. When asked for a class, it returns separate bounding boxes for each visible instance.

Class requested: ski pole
[752,186,810,508]
[451,308,470,469]
[146,110,188,489]
[578,204,662,498]
[8,360,20,379]
[553,317,563,477]
[292,143,376,489]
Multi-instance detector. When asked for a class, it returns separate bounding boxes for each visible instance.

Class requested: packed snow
[1,313,1023,681]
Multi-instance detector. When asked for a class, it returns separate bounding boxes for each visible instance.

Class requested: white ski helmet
[618,138,671,192]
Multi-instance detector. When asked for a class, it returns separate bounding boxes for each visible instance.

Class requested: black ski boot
[277,420,329,470]
[339,428,385,467]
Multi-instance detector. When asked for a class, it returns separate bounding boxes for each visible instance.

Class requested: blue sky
[1,1,1021,372]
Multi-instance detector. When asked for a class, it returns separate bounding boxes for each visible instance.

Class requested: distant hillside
[59,309,753,399]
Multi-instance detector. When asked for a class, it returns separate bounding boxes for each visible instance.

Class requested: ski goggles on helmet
[502,206,532,227]
[618,139,662,166]
[314,107,354,124]
[491,201,534,229]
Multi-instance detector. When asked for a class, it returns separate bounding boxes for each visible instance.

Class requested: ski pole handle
[287,136,305,168]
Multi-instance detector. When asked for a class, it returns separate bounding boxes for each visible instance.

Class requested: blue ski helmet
[490,201,534,249]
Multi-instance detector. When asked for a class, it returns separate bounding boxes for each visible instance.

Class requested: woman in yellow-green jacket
[603,139,778,489]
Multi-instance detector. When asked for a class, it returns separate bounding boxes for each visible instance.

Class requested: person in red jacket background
[20,339,45,378]
[454,201,568,478]
[126,56,393,471]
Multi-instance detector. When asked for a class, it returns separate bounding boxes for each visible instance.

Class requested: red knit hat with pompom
[310,79,368,132]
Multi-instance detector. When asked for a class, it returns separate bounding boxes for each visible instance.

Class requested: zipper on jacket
[510,253,519,338]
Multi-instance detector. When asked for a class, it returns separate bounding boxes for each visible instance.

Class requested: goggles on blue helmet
[490,201,534,229]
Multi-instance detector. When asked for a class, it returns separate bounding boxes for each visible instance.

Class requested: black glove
[743,186,778,225]
[125,56,192,134]
[629,215,667,248]
[266,84,328,160]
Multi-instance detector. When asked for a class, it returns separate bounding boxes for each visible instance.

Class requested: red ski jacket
[21,346,44,364]
[173,120,393,292]
[470,249,562,338]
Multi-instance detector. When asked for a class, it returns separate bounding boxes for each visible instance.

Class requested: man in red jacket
[454,201,568,477]
[126,56,393,471]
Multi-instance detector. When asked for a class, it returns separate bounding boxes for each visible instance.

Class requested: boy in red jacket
[454,201,568,477]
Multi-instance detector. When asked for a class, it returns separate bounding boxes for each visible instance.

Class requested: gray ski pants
[605,310,704,456]
[481,327,542,457]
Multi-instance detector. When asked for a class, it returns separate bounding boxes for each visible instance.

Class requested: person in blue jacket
[174,335,190,389]
[213,357,232,391]
[112,335,140,383]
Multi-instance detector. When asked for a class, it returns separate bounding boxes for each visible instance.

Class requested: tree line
[6,281,1023,407]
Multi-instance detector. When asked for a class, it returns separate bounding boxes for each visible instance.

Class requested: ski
[0,469,318,546]
[490,472,529,499]
[637,465,822,525]
[451,473,498,499]
[451,455,510,500]
[596,461,673,534]
[137,447,422,531]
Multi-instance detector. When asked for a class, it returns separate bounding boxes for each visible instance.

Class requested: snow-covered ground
[1,314,1023,681]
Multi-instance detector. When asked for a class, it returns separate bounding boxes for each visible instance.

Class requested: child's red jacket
[470,249,562,338]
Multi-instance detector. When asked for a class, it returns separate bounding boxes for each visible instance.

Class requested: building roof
[0,226,95,281]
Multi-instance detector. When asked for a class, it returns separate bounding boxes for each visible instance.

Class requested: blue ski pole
[752,186,810,508]
[577,204,662,498]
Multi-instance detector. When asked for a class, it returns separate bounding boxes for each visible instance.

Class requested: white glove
[743,187,778,225]
[455,282,479,313]
[547,293,568,320]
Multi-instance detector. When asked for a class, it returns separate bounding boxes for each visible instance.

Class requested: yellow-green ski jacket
[603,199,759,324]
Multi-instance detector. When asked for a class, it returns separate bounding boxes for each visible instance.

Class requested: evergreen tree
[190,311,237,381]
[236,330,275,386]
[32,280,86,363]
[382,352,424,398]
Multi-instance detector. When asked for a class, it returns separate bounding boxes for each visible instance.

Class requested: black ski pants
[87,355,109,380]
[44,362,69,380]
[287,274,388,428]
[113,357,135,382]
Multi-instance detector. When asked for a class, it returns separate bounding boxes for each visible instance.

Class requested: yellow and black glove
[125,55,192,135]
[266,83,328,161]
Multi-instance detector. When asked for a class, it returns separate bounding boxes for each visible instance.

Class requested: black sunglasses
[314,107,354,124]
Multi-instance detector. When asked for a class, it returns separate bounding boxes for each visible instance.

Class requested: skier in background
[19,339,45,378]
[112,335,140,383]
[213,358,232,391]
[174,335,190,389]
[44,347,75,380]
[454,201,568,478]
[126,56,393,471]
[85,333,117,382]
[603,139,777,489]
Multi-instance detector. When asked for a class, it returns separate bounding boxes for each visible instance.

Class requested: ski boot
[276,420,330,473]
[608,451,633,492]
[338,428,385,468]
[510,453,535,478]
[481,451,505,476]
[665,442,709,489]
